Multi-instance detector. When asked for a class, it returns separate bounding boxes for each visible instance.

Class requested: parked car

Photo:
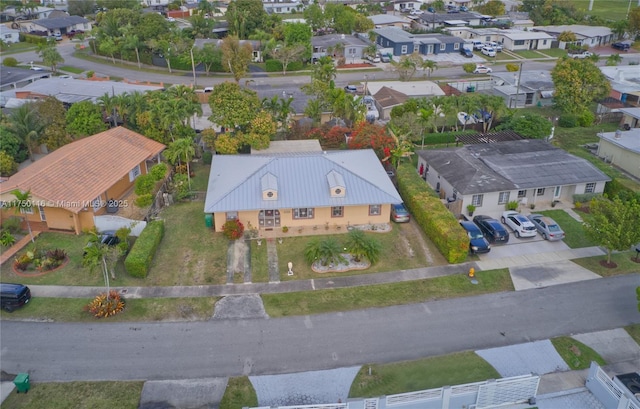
[83,231,120,256]
[570,50,593,59]
[344,85,358,94]
[380,55,391,63]
[501,211,537,238]
[473,65,492,74]
[391,203,410,223]
[367,54,381,63]
[0,283,31,312]
[527,214,565,241]
[481,46,496,57]
[471,40,484,50]
[460,221,491,254]
[460,48,473,58]
[612,41,631,51]
[459,5,468,11]
[488,41,503,52]
[473,215,509,244]
[427,7,435,13]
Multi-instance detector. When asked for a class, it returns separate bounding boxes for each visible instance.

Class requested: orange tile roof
[0,127,165,213]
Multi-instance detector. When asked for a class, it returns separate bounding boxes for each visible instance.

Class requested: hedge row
[396,162,469,263]
[19,33,48,45]
[124,220,164,278]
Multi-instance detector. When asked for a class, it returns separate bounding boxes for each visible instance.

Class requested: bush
[86,70,94,78]
[1,216,22,234]
[265,59,283,72]
[172,173,191,200]
[124,220,164,278]
[286,61,304,72]
[222,219,244,240]
[20,33,47,45]
[3,57,18,67]
[505,63,519,72]
[577,110,595,127]
[149,163,168,181]
[396,163,469,263]
[202,151,212,164]
[134,193,153,207]
[573,193,600,204]
[0,230,16,247]
[462,63,476,73]
[85,290,125,318]
[134,174,155,195]
[506,200,519,210]
[558,114,578,128]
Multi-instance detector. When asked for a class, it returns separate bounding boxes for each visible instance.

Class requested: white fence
[586,362,640,409]
[94,215,146,236]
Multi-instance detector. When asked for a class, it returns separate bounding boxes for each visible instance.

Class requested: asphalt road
[1,274,638,381]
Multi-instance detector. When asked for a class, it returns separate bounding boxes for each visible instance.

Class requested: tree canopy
[498,113,552,139]
[208,82,261,130]
[551,57,611,115]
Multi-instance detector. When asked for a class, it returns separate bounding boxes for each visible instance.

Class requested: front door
[553,186,562,200]
[259,210,280,228]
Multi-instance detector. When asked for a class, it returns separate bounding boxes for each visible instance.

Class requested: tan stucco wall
[597,141,640,179]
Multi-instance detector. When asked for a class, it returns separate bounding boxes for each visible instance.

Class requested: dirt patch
[630,256,640,264]
[599,260,617,268]
[397,220,446,265]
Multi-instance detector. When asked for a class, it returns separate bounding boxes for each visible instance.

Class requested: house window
[226,211,238,220]
[413,44,419,53]
[38,205,46,222]
[485,36,491,42]
[439,43,446,51]
[536,188,546,196]
[517,190,527,198]
[331,206,344,217]
[585,183,596,193]
[454,43,460,50]
[472,194,483,207]
[543,40,547,45]
[20,206,34,214]
[348,47,356,56]
[514,40,525,46]
[401,45,408,54]
[293,208,314,219]
[369,204,381,216]
[498,192,510,205]
[129,164,141,182]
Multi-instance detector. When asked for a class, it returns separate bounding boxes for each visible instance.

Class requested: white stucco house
[597,128,640,179]
[0,25,20,44]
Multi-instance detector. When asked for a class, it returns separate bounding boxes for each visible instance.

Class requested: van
[471,40,483,50]
[1,283,31,312]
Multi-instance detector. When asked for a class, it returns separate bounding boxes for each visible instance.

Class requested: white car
[488,41,503,52]
[501,211,537,238]
[481,46,496,57]
[473,65,492,74]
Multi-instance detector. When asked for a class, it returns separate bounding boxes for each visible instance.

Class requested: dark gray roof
[418,139,609,195]
[250,84,310,115]
[33,16,88,29]
[204,150,402,213]
[311,34,369,48]
[0,67,51,88]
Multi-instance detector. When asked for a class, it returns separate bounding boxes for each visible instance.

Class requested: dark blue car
[460,221,491,254]
[473,215,510,244]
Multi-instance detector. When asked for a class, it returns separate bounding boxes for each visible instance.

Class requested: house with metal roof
[416,139,609,215]
[600,66,640,108]
[619,108,640,129]
[17,15,91,37]
[489,70,555,108]
[204,149,402,233]
[311,34,371,62]
[374,27,465,56]
[0,127,165,234]
[369,14,410,29]
[532,24,614,48]
[596,128,640,179]
[444,27,553,51]
[415,11,485,30]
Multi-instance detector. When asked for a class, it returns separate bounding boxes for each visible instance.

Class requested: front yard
[537,209,597,249]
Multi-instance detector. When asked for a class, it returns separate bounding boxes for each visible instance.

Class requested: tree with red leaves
[347,122,396,159]
[322,126,352,149]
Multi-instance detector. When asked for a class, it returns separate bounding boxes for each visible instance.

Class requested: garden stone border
[311,254,370,273]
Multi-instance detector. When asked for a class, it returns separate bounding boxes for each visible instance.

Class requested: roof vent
[615,129,622,139]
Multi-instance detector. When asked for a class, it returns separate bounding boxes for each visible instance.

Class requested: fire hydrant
[468,267,475,278]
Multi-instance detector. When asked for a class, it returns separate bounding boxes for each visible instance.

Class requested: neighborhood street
[1,274,638,382]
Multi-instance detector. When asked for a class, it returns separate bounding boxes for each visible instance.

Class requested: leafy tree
[3,57,18,67]
[557,31,576,43]
[99,37,119,65]
[66,101,107,138]
[195,43,223,75]
[134,12,169,42]
[68,0,95,16]
[208,81,261,130]
[221,35,253,82]
[325,4,356,34]
[165,138,196,188]
[606,54,622,66]
[272,44,307,75]
[477,0,504,16]
[498,113,552,139]
[583,197,640,265]
[97,0,138,9]
[462,62,476,73]
[6,104,44,162]
[348,122,396,159]
[303,4,326,31]
[551,57,611,115]
[629,6,640,39]
[9,189,35,242]
[225,0,266,39]
[39,44,64,73]
[244,110,276,150]
[120,25,143,69]
[304,237,346,267]
[611,20,628,41]
[188,13,215,39]
[214,133,242,154]
[354,14,374,33]
[0,151,18,177]
[283,22,312,59]
[0,126,27,163]
[34,97,71,150]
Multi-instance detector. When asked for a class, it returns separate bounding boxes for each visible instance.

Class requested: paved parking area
[139,378,228,409]
[572,329,640,366]
[509,260,601,291]
[478,235,570,260]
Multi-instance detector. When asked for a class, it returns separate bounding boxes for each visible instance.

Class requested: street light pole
[190,45,197,87]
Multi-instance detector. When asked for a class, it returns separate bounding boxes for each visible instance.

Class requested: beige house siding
[597,141,640,179]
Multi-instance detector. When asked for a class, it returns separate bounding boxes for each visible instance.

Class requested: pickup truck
[569,51,593,59]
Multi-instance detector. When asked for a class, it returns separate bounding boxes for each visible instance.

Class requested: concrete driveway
[509,260,601,291]
[478,234,570,261]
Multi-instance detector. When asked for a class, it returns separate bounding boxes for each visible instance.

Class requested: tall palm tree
[421,59,438,77]
[97,93,118,128]
[8,104,44,162]
[10,189,35,243]
[165,138,196,188]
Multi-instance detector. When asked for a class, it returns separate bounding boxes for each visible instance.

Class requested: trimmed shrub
[286,61,303,72]
[134,193,153,207]
[573,193,600,204]
[222,219,244,240]
[577,110,595,127]
[124,220,164,278]
[505,63,519,72]
[396,162,469,263]
[21,33,47,45]
[265,59,283,72]
[462,63,476,73]
[134,173,155,195]
[3,57,18,67]
[149,163,168,181]
[558,115,578,128]
[202,151,212,164]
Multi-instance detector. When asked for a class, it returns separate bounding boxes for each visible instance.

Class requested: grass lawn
[0,296,216,322]
[59,65,85,74]
[537,209,596,248]
[535,48,568,58]
[262,268,513,317]
[349,351,500,398]
[0,42,38,55]
[219,377,258,409]
[250,241,269,283]
[512,50,542,59]
[551,336,606,370]
[571,251,640,277]
[275,224,435,282]
[626,324,640,345]
[569,0,630,21]
[190,161,210,192]
[1,381,143,409]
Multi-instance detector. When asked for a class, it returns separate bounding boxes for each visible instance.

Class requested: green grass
[533,48,568,58]
[0,297,217,322]
[0,42,38,55]
[511,50,542,59]
[537,209,596,249]
[190,162,210,192]
[625,324,640,345]
[551,336,606,370]
[1,381,143,409]
[569,0,631,21]
[349,351,500,398]
[571,251,640,277]
[220,377,258,409]
[250,240,269,283]
[59,65,85,74]
[262,268,514,317]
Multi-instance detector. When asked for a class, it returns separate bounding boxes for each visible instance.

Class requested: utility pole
[512,62,523,109]
[190,45,197,87]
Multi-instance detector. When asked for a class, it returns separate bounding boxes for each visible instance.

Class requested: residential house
[489,70,555,108]
[263,1,305,14]
[372,86,408,120]
[0,127,165,234]
[619,107,640,129]
[369,14,410,29]
[141,0,171,7]
[374,27,465,56]
[311,34,370,63]
[18,15,91,37]
[533,24,613,48]
[367,80,445,99]
[203,149,402,233]
[0,25,20,44]
[2,6,56,21]
[600,66,640,107]
[415,11,484,30]
[195,38,263,63]
[392,0,422,13]
[596,128,640,179]
[416,139,610,215]
[444,27,553,51]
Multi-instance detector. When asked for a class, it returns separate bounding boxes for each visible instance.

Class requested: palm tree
[8,104,44,162]
[421,59,438,77]
[304,99,323,125]
[344,230,382,264]
[165,138,196,188]
[364,44,378,60]
[304,237,346,267]
[10,189,35,243]
[606,53,622,66]
[417,107,435,148]
[97,93,118,128]
[121,27,142,69]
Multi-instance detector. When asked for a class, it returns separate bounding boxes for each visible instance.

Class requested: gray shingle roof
[418,140,609,195]
[33,16,89,29]
[204,150,402,213]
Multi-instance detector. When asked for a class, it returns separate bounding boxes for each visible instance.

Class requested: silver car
[527,214,565,241]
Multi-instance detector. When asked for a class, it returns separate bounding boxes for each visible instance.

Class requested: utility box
[13,373,30,393]
[205,214,213,228]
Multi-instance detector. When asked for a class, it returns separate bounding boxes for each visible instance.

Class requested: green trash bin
[205,214,213,228]
[13,373,30,393]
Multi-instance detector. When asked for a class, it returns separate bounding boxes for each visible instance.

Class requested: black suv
[1,283,31,312]
[473,215,510,244]
[612,41,631,51]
